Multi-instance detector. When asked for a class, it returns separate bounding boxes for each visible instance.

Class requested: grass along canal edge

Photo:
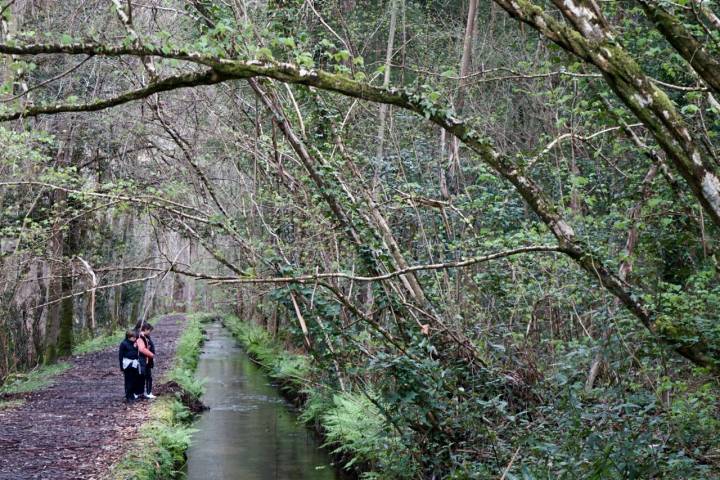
[222,314,414,479]
[107,312,211,480]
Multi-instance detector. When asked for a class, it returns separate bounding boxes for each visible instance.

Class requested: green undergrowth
[107,397,195,480]
[73,328,125,355]
[224,317,310,390]
[301,391,416,478]
[0,399,24,410]
[108,313,205,480]
[222,314,413,478]
[0,362,71,395]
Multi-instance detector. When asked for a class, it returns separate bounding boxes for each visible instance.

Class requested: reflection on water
[185,322,340,480]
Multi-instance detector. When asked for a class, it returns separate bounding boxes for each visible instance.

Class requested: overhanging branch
[0,69,224,121]
[104,245,566,284]
[0,41,713,367]
[206,245,567,284]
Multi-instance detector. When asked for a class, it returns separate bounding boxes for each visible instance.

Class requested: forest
[0,0,719,478]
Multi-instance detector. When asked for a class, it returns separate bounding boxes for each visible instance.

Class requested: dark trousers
[144,367,153,394]
[123,367,139,401]
[133,365,146,396]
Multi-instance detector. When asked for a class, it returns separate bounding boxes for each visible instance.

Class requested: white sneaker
[144,393,156,399]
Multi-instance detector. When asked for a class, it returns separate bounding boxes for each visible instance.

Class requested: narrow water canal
[185,321,340,480]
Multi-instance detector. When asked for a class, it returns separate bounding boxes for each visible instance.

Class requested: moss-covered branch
[0,42,715,368]
[210,245,567,284]
[0,41,204,60]
[0,69,224,121]
[489,0,720,232]
[637,0,720,98]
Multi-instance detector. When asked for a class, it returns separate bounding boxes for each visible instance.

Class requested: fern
[223,314,418,478]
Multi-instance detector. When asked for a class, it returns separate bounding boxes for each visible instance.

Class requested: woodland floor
[0,314,186,480]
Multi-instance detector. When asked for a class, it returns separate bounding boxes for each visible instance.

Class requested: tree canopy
[1,0,720,477]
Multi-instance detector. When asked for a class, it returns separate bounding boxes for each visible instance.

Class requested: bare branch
[209,245,566,284]
[0,55,93,103]
[527,123,644,168]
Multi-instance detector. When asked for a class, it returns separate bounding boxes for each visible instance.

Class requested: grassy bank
[224,316,310,394]
[72,328,126,355]
[0,362,71,410]
[1,328,133,410]
[222,315,413,479]
[108,312,210,480]
[0,362,71,395]
[1,327,129,407]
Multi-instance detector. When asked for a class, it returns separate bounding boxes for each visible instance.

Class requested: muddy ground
[0,314,186,480]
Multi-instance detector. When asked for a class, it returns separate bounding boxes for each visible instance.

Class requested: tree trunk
[374,0,399,190]
[448,0,478,193]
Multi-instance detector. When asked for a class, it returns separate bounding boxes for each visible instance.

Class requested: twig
[0,55,94,103]
[500,447,521,480]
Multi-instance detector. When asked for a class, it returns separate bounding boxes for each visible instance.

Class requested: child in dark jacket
[118,330,140,403]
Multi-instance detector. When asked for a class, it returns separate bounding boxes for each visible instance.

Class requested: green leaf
[681,104,699,116]
[647,197,663,208]
[296,52,315,68]
[278,37,296,49]
[256,47,274,60]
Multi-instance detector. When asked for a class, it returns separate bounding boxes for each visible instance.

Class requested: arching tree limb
[0,68,225,121]
[637,0,720,98]
[0,44,714,367]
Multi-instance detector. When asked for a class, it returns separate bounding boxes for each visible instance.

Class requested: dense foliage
[0,0,719,477]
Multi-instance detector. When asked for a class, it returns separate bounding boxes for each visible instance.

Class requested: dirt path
[0,314,186,480]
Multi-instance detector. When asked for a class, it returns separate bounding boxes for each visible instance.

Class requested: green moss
[655,315,700,346]
[656,315,680,339]
[58,289,74,356]
[45,344,57,364]
[0,362,71,394]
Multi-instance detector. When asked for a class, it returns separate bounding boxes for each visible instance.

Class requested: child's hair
[134,320,154,332]
[125,330,136,340]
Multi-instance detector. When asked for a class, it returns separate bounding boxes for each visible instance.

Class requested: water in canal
[185,321,340,480]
